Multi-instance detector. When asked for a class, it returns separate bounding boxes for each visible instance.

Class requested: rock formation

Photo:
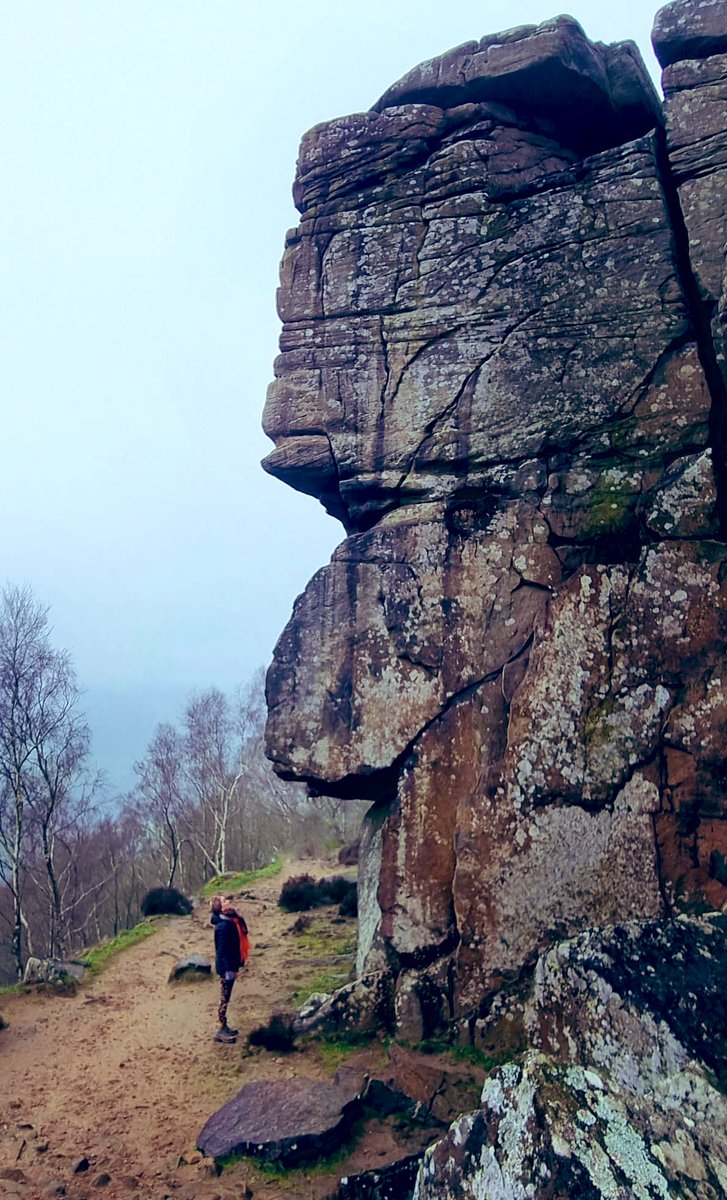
[263,0,727,1040]
[415,913,727,1198]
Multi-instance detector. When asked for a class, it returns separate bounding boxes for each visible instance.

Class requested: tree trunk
[11,785,24,978]
[42,825,64,958]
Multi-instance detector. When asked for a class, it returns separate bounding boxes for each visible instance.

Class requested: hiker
[212,896,250,1043]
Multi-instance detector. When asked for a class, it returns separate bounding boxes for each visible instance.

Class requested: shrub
[278,874,322,912]
[247,1011,297,1053]
[278,874,357,914]
[338,885,358,918]
[141,886,193,917]
[318,876,349,903]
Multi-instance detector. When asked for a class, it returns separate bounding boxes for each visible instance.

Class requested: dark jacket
[214,915,242,976]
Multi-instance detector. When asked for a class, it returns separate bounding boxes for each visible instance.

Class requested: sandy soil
[0,857,426,1200]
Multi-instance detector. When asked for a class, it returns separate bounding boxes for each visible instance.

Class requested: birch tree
[133,723,186,888]
[182,687,241,877]
[0,585,90,973]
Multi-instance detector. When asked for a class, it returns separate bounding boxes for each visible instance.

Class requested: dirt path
[0,857,379,1200]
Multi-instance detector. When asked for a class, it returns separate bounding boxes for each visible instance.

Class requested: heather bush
[140,886,193,917]
[278,874,321,911]
[278,874,357,914]
[248,1011,297,1052]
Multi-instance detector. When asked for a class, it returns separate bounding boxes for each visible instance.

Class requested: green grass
[0,982,27,998]
[79,919,158,976]
[286,911,357,1004]
[291,927,356,958]
[310,1030,386,1073]
[291,967,351,1005]
[201,854,284,899]
[220,1120,365,1182]
[417,1038,517,1073]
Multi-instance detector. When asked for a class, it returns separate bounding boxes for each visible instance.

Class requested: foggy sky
[0,0,663,793]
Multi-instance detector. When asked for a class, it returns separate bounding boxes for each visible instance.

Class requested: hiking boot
[214,1026,237,1043]
[223,1024,238,1036]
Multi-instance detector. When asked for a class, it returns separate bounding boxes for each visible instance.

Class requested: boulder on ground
[23,957,86,985]
[168,954,212,983]
[197,1070,365,1165]
[417,1051,727,1200]
[525,912,727,1086]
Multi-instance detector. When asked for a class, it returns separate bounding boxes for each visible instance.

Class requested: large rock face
[263,0,727,1040]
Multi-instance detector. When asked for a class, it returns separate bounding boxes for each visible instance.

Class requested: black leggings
[217,975,235,1025]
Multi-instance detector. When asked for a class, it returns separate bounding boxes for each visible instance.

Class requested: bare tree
[133,724,187,888]
[182,688,242,877]
[0,585,91,973]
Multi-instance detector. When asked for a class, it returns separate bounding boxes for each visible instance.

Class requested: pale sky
[0,1,663,793]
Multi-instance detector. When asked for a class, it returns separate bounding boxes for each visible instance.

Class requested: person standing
[212,896,250,1043]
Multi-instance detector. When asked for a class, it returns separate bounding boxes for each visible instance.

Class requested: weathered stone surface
[415,915,727,1199]
[197,1072,364,1165]
[263,0,727,1058]
[653,0,727,67]
[267,508,553,790]
[645,449,718,536]
[373,16,661,155]
[659,1,727,390]
[415,1052,727,1200]
[264,129,703,534]
[525,914,727,1087]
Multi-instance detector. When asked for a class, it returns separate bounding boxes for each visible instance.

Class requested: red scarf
[230,913,250,964]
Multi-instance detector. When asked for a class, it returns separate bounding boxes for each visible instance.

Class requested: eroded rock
[373,16,661,154]
[366,1043,482,1127]
[653,0,727,67]
[264,0,727,1042]
[416,1054,726,1200]
[525,913,727,1089]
